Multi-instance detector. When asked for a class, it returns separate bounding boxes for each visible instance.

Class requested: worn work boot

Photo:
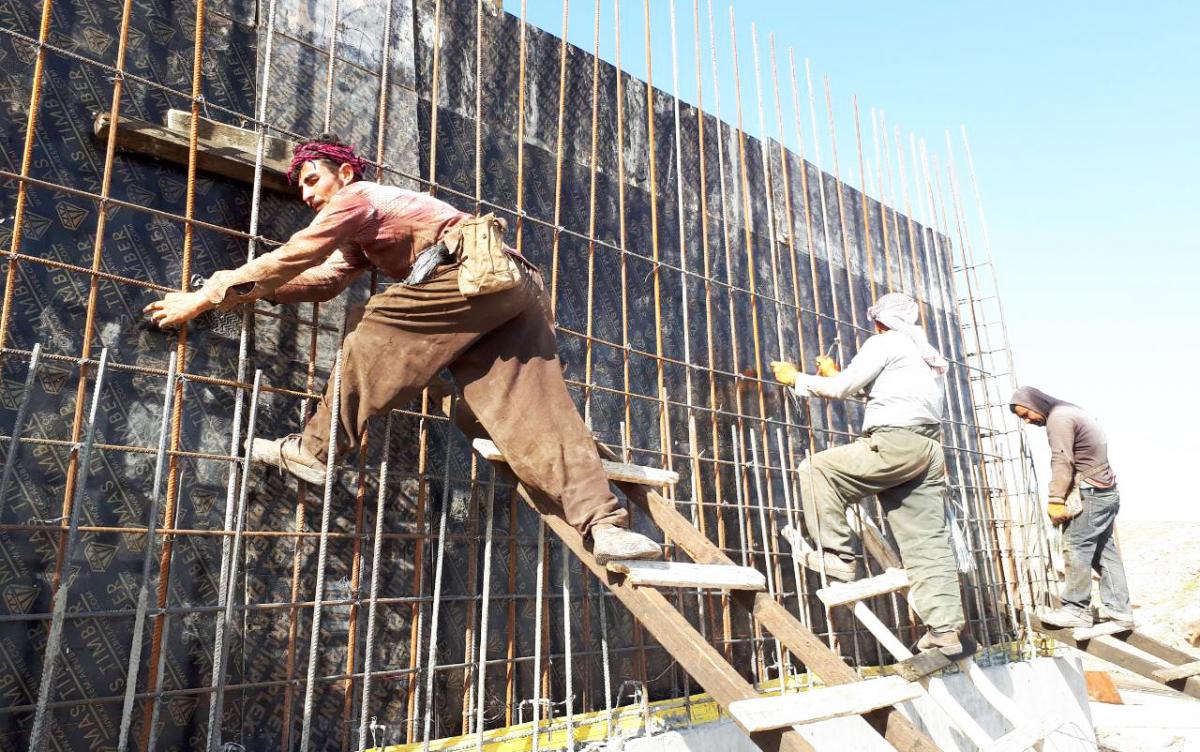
[916,629,975,658]
[801,551,858,582]
[591,524,662,565]
[1038,607,1092,629]
[249,434,329,485]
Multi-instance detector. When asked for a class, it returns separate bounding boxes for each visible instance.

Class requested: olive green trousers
[798,424,965,632]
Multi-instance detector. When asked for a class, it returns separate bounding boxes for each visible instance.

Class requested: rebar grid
[0,0,1046,750]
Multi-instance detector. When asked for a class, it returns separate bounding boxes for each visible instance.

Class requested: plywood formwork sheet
[0,0,1014,748]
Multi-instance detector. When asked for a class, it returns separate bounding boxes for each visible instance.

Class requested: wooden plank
[816,568,909,607]
[1152,660,1200,683]
[1071,621,1131,641]
[166,110,293,162]
[503,479,813,752]
[894,649,953,682]
[596,452,944,752]
[1084,671,1123,704]
[1029,614,1200,700]
[986,722,1046,752]
[93,113,294,193]
[1123,630,1200,667]
[606,560,766,591]
[846,505,904,570]
[473,439,678,486]
[728,677,921,733]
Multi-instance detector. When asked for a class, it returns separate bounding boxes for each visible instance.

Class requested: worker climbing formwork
[145,135,663,564]
[770,292,971,659]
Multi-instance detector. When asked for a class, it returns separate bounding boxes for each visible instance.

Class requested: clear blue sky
[523,0,1200,521]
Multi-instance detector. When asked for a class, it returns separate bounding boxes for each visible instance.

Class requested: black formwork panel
[0,0,1002,748]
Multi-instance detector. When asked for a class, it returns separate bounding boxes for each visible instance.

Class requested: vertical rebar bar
[27,348,109,751]
[204,370,264,752]
[117,352,177,752]
[299,350,344,751]
[356,411,394,750]
[0,343,41,513]
[420,399,457,750]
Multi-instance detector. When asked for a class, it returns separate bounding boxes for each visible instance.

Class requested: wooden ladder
[791,509,1052,752]
[1030,615,1200,700]
[475,438,945,752]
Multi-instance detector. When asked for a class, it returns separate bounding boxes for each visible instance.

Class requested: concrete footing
[621,656,1096,752]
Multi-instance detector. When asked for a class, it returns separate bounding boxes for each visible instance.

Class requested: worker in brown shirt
[144,134,661,563]
[1010,386,1133,630]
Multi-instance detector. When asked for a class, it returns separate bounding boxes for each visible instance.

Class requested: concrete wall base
[617,656,1096,752]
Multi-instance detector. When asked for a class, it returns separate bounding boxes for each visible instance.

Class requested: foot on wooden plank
[895,635,978,682]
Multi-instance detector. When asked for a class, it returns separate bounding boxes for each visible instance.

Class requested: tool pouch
[442,213,521,297]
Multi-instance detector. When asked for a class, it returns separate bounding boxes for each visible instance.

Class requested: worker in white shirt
[771,293,967,656]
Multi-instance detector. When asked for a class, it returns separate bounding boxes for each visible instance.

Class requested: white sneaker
[249,434,329,485]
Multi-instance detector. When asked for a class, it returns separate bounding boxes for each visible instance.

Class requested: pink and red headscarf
[287,139,368,184]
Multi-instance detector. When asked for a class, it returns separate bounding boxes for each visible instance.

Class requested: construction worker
[143,134,661,564]
[1010,387,1133,630]
[770,293,968,655]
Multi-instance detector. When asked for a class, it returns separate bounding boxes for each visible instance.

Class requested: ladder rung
[816,568,910,607]
[985,722,1047,752]
[728,676,921,732]
[472,438,679,486]
[1071,621,1131,641]
[605,560,766,591]
[1153,660,1200,683]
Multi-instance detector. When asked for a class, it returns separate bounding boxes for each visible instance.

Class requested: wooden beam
[1029,615,1200,700]
[816,568,909,607]
[847,505,903,571]
[595,451,943,752]
[507,481,812,752]
[1122,630,1200,667]
[607,560,766,591]
[93,112,295,193]
[166,109,293,162]
[473,439,679,487]
[728,677,921,733]
[1152,661,1200,684]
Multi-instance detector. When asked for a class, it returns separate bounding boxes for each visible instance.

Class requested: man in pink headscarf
[769,292,967,657]
[143,134,661,564]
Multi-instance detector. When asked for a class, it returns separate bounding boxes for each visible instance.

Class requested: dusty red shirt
[200,182,471,308]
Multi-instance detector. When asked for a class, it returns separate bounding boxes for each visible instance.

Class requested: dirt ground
[1084,520,1200,751]
[1114,519,1200,649]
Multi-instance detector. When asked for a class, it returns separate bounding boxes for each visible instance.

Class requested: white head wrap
[867,293,949,375]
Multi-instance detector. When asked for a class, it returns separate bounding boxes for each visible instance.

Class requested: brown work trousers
[300,262,628,534]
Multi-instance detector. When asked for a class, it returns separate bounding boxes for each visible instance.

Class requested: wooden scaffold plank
[728,677,921,733]
[816,568,910,607]
[606,560,767,591]
[473,438,679,486]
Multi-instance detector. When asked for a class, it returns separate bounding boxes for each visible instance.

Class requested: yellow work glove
[814,355,840,377]
[770,360,799,387]
[1046,498,1070,526]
